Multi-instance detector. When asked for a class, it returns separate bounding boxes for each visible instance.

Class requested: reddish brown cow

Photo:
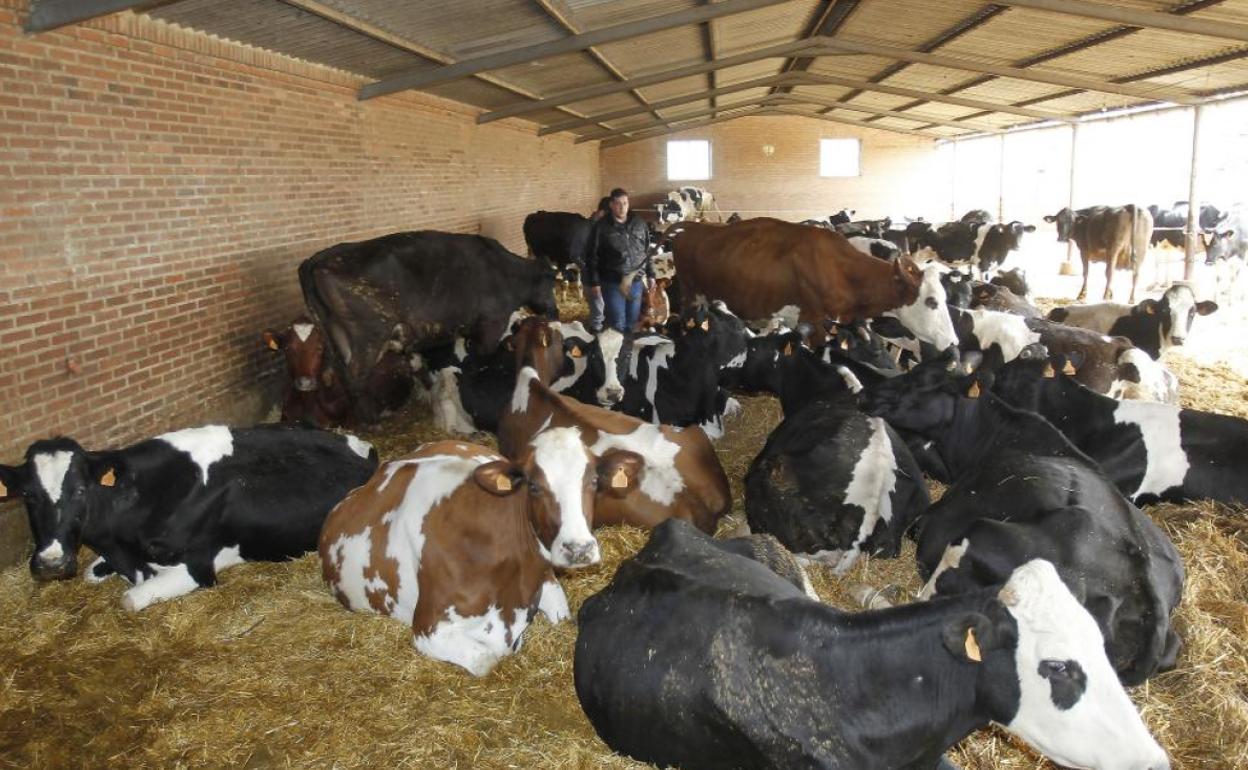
[672,217,923,325]
[319,437,642,675]
[262,317,351,427]
[499,367,731,534]
[637,277,672,332]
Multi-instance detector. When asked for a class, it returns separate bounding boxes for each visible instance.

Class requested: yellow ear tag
[495,475,512,492]
[267,338,279,350]
[1144,304,1155,315]
[965,628,982,662]
[783,342,793,356]
[700,319,710,331]
[0,480,7,497]
[841,339,850,350]
[570,345,583,358]
[1043,362,1056,378]
[686,318,696,329]
[100,469,116,487]
[611,467,629,489]
[967,381,981,399]
[1063,361,1077,375]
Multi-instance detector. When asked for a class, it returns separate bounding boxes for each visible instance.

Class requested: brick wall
[600,115,949,222]
[0,1,599,562]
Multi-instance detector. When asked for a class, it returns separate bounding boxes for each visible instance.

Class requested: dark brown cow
[262,317,350,427]
[672,218,923,325]
[319,438,642,676]
[968,282,1040,318]
[499,368,731,534]
[1044,206,1153,302]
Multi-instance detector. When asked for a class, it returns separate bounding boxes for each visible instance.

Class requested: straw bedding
[0,290,1245,769]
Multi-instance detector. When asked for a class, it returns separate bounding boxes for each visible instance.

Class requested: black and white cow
[0,424,378,610]
[828,208,855,226]
[960,208,993,224]
[940,269,973,308]
[836,216,892,239]
[1148,201,1227,249]
[1048,283,1218,359]
[859,354,1185,685]
[523,211,593,294]
[848,235,902,261]
[917,221,1035,277]
[868,264,960,367]
[617,323,739,439]
[575,520,1170,770]
[1205,209,1247,304]
[969,281,1041,318]
[745,397,928,573]
[949,306,1179,403]
[990,355,1248,506]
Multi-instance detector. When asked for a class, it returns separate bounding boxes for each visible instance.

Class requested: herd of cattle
[3,199,1246,769]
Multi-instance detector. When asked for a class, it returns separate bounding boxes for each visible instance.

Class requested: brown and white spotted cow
[319,437,642,676]
[262,317,351,427]
[498,366,731,534]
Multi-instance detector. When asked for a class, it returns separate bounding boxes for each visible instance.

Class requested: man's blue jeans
[602,276,643,333]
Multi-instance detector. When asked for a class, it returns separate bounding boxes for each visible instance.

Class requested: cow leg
[122,561,207,611]
[1103,252,1116,300]
[83,555,117,583]
[1128,264,1140,304]
[1076,252,1090,301]
[537,575,571,623]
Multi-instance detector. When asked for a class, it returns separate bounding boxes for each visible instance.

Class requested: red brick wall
[600,115,948,222]
[0,0,600,473]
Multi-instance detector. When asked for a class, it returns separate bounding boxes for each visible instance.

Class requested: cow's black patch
[1038,659,1087,710]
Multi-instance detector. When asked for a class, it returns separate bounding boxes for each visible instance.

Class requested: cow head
[263,317,327,394]
[825,320,897,373]
[858,350,978,436]
[940,270,973,309]
[512,317,566,385]
[1043,208,1075,243]
[1003,221,1037,250]
[1140,284,1217,350]
[1,438,119,580]
[886,265,958,352]
[527,256,559,319]
[958,559,1169,770]
[473,428,642,568]
[1201,229,1237,265]
[1111,348,1180,405]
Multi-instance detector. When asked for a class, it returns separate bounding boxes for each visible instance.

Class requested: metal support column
[997,133,1006,222]
[1183,104,1204,280]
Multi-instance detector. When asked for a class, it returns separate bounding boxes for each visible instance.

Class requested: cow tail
[297,257,350,391]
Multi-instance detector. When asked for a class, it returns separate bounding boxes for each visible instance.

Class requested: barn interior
[2,1,1248,768]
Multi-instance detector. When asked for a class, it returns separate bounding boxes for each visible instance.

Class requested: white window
[667,140,711,181]
[820,138,860,177]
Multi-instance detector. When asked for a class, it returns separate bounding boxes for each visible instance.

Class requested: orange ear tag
[1063,361,1077,375]
[967,381,981,399]
[965,628,982,662]
[840,339,850,350]
[495,475,512,492]
[1043,363,1056,378]
[100,469,116,487]
[570,346,583,359]
[0,480,7,497]
[267,338,279,350]
[611,468,629,489]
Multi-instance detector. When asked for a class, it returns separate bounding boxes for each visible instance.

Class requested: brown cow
[262,317,351,427]
[499,367,731,534]
[1044,205,1153,302]
[637,277,672,332]
[672,217,923,325]
[319,437,642,676]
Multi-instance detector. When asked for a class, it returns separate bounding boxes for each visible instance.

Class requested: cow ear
[942,613,997,664]
[85,452,124,490]
[1043,214,1057,223]
[0,464,23,501]
[473,461,524,497]
[262,331,283,351]
[1138,299,1159,316]
[1024,224,1036,233]
[597,450,644,498]
[1196,301,1218,316]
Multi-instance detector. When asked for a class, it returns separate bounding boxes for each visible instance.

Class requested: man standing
[585,188,654,333]
[579,196,612,333]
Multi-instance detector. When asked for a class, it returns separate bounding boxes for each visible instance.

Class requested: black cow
[575,520,1169,770]
[0,424,378,610]
[960,208,993,224]
[836,216,892,239]
[617,322,739,439]
[990,356,1248,506]
[1148,201,1227,248]
[940,269,973,308]
[745,397,928,573]
[989,267,1031,299]
[1047,283,1217,359]
[523,211,593,290]
[859,354,1185,685]
[827,208,855,226]
[299,231,557,421]
[1044,205,1152,302]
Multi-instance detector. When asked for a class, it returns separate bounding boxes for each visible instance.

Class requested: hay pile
[1,292,1246,770]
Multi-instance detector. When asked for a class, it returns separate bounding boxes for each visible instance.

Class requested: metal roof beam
[773,0,861,94]
[701,0,718,111]
[576,96,781,143]
[26,0,173,32]
[359,0,793,101]
[770,105,940,137]
[772,94,1002,132]
[995,0,1248,43]
[601,106,770,149]
[539,73,799,136]
[477,38,822,124]
[813,37,1202,105]
[797,72,1070,120]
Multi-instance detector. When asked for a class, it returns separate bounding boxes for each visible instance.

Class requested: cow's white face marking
[596,328,625,405]
[431,367,476,435]
[345,434,373,459]
[454,337,469,361]
[885,266,957,351]
[1111,349,1179,404]
[33,451,73,506]
[1003,560,1167,770]
[123,562,201,611]
[531,427,599,568]
[1160,284,1196,349]
[723,350,747,369]
[1113,400,1187,500]
[919,538,969,600]
[292,323,314,342]
[511,367,541,413]
[589,424,684,505]
[37,540,64,565]
[966,308,1041,362]
[158,426,234,484]
[414,604,531,676]
[834,417,899,574]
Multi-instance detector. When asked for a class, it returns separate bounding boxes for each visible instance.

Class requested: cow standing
[1044,205,1152,301]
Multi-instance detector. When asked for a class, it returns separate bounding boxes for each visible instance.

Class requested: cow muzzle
[1169,336,1185,347]
[293,376,319,392]
[30,550,77,581]
[597,384,624,406]
[557,539,601,568]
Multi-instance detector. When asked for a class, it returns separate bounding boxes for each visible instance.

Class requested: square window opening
[667,140,711,181]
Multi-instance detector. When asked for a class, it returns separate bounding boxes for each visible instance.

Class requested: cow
[969,281,1041,318]
[767,332,877,416]
[299,231,557,421]
[960,208,994,224]
[828,208,855,226]
[523,211,593,296]
[637,276,672,332]
[939,269,973,308]
[262,316,352,427]
[859,353,1185,685]
[672,218,924,330]
[1044,205,1152,302]
[1205,210,1247,304]
[0,424,378,611]
[744,397,929,573]
[1047,283,1218,359]
[949,306,1178,403]
[319,436,640,675]
[989,355,1248,506]
[499,367,731,534]
[1148,201,1227,249]
[918,220,1035,278]
[990,267,1031,299]
[847,235,901,261]
[656,187,717,224]
[575,520,1170,770]
[836,216,892,239]
[864,264,961,368]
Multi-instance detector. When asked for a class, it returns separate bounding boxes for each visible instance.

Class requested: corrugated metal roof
[132,0,1248,141]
